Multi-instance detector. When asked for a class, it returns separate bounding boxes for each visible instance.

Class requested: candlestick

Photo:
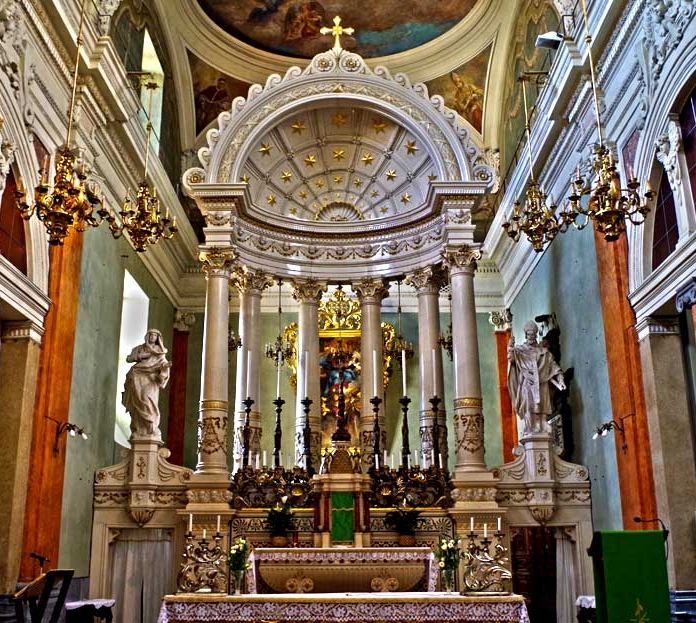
[189,513,193,533]
[216,515,221,533]
[401,349,407,395]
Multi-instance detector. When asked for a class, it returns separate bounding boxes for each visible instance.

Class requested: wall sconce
[48,416,89,455]
[592,414,634,453]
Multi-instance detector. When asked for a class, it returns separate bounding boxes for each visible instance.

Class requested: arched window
[652,167,679,269]
[679,84,696,212]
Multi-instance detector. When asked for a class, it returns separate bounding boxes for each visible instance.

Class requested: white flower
[438,561,445,568]
[441,542,448,550]
[281,495,289,505]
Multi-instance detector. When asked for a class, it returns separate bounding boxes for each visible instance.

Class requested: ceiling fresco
[196,0,479,58]
[424,44,492,135]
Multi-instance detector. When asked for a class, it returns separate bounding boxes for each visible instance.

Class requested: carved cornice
[405,265,448,293]
[353,277,389,303]
[292,279,327,304]
[0,319,43,343]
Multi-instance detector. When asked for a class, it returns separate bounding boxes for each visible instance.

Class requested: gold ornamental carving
[530,506,556,525]
[199,247,237,277]
[197,415,228,455]
[404,265,447,292]
[232,267,275,294]
[353,277,389,303]
[318,288,362,331]
[292,279,327,304]
[454,397,483,409]
[443,245,482,270]
[200,400,228,411]
[454,412,484,454]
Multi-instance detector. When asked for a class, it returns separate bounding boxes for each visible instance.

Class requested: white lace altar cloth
[157,593,530,623]
[249,547,437,593]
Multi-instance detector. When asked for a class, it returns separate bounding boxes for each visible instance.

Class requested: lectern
[588,531,670,623]
[13,569,74,623]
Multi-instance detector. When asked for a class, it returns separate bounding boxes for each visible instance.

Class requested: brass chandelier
[561,0,654,241]
[265,280,293,365]
[99,81,177,251]
[502,75,561,252]
[384,280,414,363]
[437,289,453,361]
[14,0,104,245]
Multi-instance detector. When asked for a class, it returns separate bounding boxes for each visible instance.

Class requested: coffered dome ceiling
[241,103,437,224]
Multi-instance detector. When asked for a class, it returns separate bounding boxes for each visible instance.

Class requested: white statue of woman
[122,329,171,439]
[507,320,566,436]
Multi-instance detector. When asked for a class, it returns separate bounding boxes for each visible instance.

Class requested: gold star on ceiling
[353,178,363,188]
[267,195,276,206]
[315,179,325,189]
[281,171,293,183]
[299,190,308,199]
[380,206,389,214]
[334,175,343,184]
[361,152,374,166]
[333,149,346,161]
[304,154,317,167]
[400,193,411,204]
[332,113,348,127]
[386,169,397,181]
[372,120,387,134]
[240,174,250,183]
[289,207,298,215]
[405,140,419,155]
[259,143,272,156]
[291,120,306,134]
[371,190,379,198]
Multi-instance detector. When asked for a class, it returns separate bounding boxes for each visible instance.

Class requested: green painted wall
[59,227,175,575]
[508,226,622,530]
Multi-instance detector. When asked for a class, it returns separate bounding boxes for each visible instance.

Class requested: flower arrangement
[384,507,421,537]
[227,536,251,572]
[266,496,294,537]
[434,535,461,571]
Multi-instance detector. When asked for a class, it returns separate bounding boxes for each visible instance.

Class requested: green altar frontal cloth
[588,530,670,623]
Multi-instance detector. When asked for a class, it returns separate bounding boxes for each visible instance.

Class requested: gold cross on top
[320,16,354,52]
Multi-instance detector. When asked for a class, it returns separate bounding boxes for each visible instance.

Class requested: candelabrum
[370,463,453,508]
[300,397,314,477]
[241,397,253,469]
[272,397,285,468]
[461,527,512,594]
[229,465,314,509]
[399,395,411,468]
[370,396,382,471]
[177,530,227,593]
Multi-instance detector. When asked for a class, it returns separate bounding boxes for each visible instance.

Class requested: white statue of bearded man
[122,329,171,439]
[507,320,566,436]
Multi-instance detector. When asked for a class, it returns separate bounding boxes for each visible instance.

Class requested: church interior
[1,0,696,621]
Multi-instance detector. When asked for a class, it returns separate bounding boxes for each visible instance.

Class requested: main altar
[88,17,594,623]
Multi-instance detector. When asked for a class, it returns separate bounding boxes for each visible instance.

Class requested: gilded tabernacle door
[285,287,395,446]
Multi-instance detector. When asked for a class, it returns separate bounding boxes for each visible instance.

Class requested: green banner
[589,530,670,623]
[331,491,354,544]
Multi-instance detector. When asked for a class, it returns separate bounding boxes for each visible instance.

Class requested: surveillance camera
[535,31,564,50]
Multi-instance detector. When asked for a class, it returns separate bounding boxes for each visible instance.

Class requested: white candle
[483,523,487,538]
[276,357,282,397]
[422,451,426,466]
[414,450,418,466]
[303,350,308,397]
[216,515,221,533]
[401,350,407,395]
[390,454,394,470]
[470,516,474,532]
[406,455,410,469]
[263,450,267,467]
[255,453,260,470]
[431,349,437,394]
[246,350,251,398]
[375,454,379,470]
[203,529,207,539]
[497,517,502,532]
[373,350,378,395]
[189,513,193,533]
[431,449,435,466]
[438,453,443,469]
[383,450,388,467]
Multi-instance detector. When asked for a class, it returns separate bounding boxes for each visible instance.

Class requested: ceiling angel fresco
[424,44,491,135]
[197,0,479,58]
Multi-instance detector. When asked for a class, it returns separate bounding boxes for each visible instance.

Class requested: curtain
[555,528,577,623]
[109,528,174,623]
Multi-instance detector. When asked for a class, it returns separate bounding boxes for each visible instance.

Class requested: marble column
[405,265,448,468]
[0,322,42,593]
[232,268,274,471]
[167,310,195,466]
[353,278,389,467]
[444,245,486,472]
[197,248,236,475]
[489,309,516,462]
[292,279,326,470]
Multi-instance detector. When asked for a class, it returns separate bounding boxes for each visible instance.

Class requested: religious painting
[196,0,479,58]
[188,51,252,136]
[425,44,492,134]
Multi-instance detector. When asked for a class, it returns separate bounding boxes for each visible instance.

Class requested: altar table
[157,593,530,623]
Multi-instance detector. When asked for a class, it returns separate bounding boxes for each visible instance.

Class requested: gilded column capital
[292,278,327,304]
[173,310,196,333]
[488,309,513,332]
[353,277,389,303]
[405,265,448,293]
[199,247,237,278]
[443,245,482,272]
[231,267,274,294]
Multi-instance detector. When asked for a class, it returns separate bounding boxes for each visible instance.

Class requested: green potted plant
[266,496,294,546]
[384,507,421,546]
